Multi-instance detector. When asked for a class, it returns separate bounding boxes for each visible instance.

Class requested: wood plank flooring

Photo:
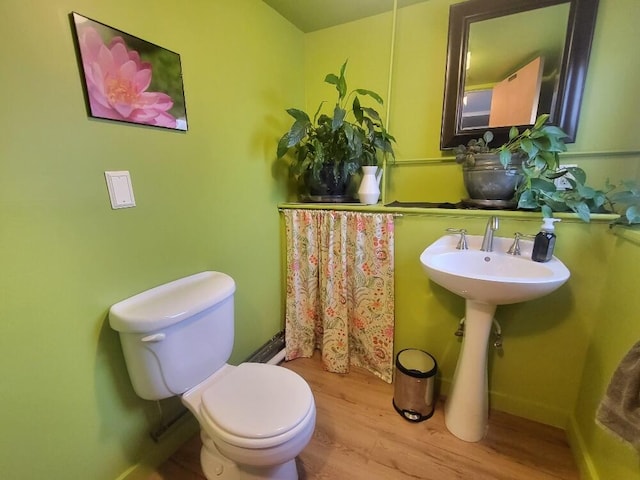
[150,353,579,479]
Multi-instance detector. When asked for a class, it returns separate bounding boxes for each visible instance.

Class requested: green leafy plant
[604,180,640,225]
[517,161,608,222]
[453,114,640,223]
[454,131,494,166]
[502,115,603,221]
[277,60,395,196]
[454,114,567,168]
[496,114,568,169]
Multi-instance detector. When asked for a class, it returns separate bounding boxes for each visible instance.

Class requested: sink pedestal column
[444,300,496,442]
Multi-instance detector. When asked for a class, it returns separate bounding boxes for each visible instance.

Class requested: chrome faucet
[480,216,499,252]
[446,228,468,250]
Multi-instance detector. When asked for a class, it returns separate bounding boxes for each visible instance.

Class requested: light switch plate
[105,171,136,209]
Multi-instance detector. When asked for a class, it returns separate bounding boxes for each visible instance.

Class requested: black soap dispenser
[532,218,560,263]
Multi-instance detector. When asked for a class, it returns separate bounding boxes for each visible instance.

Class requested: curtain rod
[278,208,403,217]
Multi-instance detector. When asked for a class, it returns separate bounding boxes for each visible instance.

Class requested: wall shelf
[278,202,620,224]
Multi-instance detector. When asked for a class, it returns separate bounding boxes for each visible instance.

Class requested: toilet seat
[200,363,314,449]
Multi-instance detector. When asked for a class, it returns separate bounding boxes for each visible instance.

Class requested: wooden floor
[150,353,579,479]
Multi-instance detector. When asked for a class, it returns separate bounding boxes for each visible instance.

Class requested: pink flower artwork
[72,13,187,130]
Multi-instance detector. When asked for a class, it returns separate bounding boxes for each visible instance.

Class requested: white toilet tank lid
[109,271,235,333]
[201,363,313,439]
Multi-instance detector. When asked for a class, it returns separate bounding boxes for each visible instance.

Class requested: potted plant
[277,61,395,201]
[454,130,524,204]
[455,114,640,223]
[454,114,568,204]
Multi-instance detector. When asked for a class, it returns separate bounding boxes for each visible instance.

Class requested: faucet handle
[446,228,468,250]
[507,232,535,255]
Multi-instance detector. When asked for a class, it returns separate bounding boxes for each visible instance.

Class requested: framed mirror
[440,0,599,149]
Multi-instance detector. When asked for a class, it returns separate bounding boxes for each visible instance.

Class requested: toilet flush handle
[141,333,166,343]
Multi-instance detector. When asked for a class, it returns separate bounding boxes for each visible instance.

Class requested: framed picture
[70,12,188,131]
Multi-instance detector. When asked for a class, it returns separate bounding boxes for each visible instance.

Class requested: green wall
[570,229,640,480]
[2,0,639,479]
[303,1,640,479]
[0,0,303,478]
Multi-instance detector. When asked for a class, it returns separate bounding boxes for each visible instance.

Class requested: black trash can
[392,348,438,422]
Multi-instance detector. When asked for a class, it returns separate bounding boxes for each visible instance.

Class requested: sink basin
[419,233,570,442]
[420,234,570,305]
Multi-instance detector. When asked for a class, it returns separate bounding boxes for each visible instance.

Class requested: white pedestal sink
[420,234,570,442]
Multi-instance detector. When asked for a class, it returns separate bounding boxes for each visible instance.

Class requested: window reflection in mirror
[460,3,570,130]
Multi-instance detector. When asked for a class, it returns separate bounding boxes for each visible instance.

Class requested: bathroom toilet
[109,271,316,480]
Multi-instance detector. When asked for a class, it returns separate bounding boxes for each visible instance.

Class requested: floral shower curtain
[283,209,395,383]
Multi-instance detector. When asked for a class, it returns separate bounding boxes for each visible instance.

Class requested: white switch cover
[105,171,136,209]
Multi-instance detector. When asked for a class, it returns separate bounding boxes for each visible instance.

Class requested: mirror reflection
[441,0,599,149]
[461,3,570,130]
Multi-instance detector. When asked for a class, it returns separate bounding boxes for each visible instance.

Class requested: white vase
[358,166,383,205]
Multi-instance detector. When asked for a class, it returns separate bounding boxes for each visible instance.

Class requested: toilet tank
[109,271,236,400]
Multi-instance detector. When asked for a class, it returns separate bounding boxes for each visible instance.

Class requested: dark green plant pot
[462,153,523,201]
[302,163,354,202]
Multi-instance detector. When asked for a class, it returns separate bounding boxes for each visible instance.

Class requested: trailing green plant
[496,114,568,169]
[604,179,640,225]
[454,114,567,168]
[277,60,395,195]
[453,114,640,223]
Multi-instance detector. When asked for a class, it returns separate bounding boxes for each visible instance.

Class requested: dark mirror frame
[440,0,599,149]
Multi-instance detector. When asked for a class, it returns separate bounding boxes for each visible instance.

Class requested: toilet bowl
[109,271,316,480]
[182,363,316,479]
